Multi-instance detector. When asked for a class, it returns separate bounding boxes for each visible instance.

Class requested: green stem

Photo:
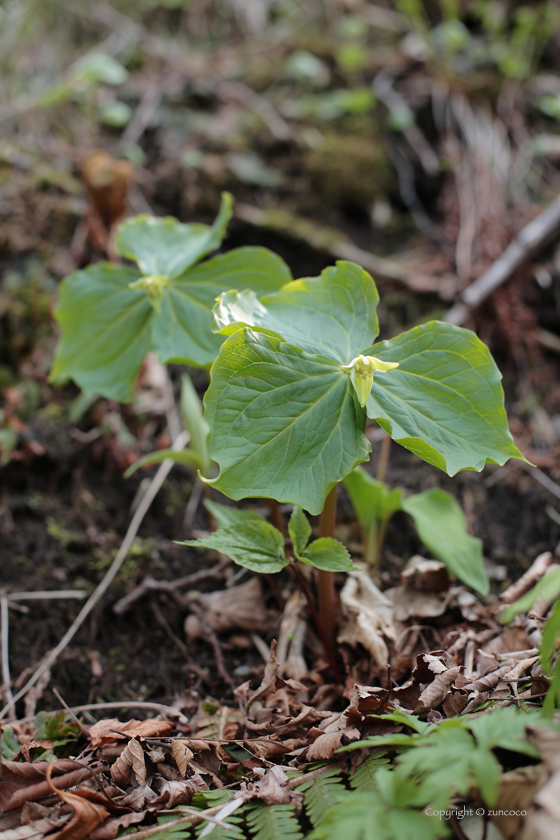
[317,485,338,651]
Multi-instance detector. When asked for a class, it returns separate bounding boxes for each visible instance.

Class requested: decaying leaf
[185,577,268,639]
[171,741,194,778]
[243,766,303,808]
[415,666,463,713]
[89,719,174,748]
[46,765,109,840]
[110,739,146,787]
[338,572,396,666]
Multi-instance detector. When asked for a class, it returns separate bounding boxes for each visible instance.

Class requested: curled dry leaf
[185,577,268,639]
[89,719,174,748]
[415,665,463,713]
[338,572,396,667]
[243,766,303,808]
[152,777,209,808]
[171,741,194,778]
[0,761,94,813]
[46,765,109,840]
[110,739,146,788]
[306,726,360,761]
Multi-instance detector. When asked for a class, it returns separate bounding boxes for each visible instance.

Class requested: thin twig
[112,560,228,615]
[7,590,86,602]
[1,595,14,721]
[187,602,237,696]
[0,430,188,722]
[14,700,189,726]
[445,192,560,325]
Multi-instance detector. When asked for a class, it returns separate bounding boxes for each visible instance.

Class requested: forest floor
[3,2,560,839]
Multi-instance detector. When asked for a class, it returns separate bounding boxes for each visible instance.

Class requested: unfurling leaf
[289,506,312,556]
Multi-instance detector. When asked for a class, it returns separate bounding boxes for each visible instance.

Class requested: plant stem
[376,433,391,483]
[317,485,338,651]
[291,561,341,684]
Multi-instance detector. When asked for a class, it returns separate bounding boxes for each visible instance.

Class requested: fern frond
[296,768,347,827]
[195,815,245,840]
[246,804,303,840]
[350,755,390,792]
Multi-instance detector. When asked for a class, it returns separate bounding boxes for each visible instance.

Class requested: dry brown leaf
[110,739,146,788]
[46,766,109,840]
[338,572,395,667]
[87,811,146,840]
[442,691,467,717]
[306,727,360,761]
[185,577,268,639]
[246,641,303,710]
[401,557,450,592]
[0,762,93,813]
[243,766,303,808]
[0,816,71,840]
[415,666,463,712]
[152,777,208,808]
[116,787,158,811]
[171,741,194,779]
[89,719,174,748]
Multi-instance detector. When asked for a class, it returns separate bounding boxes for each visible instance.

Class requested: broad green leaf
[116,192,233,278]
[343,466,403,531]
[500,566,560,624]
[213,261,380,363]
[203,499,265,529]
[181,374,212,476]
[366,321,526,475]
[51,263,152,402]
[153,247,292,368]
[179,520,288,573]
[124,448,203,478]
[402,488,488,595]
[204,328,371,515]
[298,538,354,571]
[289,506,312,555]
[52,234,291,399]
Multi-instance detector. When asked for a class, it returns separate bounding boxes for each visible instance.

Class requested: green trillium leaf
[204,327,371,515]
[289,506,312,556]
[50,263,152,401]
[179,520,288,574]
[153,247,292,368]
[212,260,380,362]
[51,196,291,400]
[401,488,489,595]
[366,321,526,475]
[116,192,233,278]
[298,537,354,571]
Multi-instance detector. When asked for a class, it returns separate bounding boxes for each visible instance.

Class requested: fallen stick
[235,203,408,283]
[445,192,560,325]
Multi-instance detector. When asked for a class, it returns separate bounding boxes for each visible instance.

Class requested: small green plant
[343,466,487,593]
[200,259,524,640]
[50,193,291,401]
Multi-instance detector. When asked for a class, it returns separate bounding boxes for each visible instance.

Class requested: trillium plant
[51,198,526,675]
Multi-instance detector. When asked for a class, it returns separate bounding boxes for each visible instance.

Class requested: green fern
[296,768,347,827]
[195,816,245,840]
[246,804,303,840]
[308,790,448,840]
[350,755,390,792]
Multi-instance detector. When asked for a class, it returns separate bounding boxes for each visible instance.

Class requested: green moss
[306,132,394,211]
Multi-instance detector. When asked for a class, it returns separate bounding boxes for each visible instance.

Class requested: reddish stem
[317,486,338,650]
[291,561,341,684]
